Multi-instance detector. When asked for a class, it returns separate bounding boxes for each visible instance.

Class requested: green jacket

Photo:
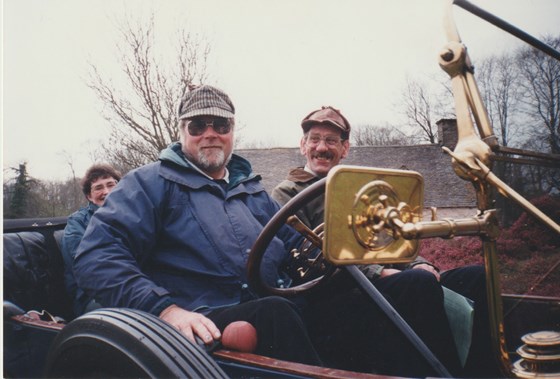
[272,167,324,230]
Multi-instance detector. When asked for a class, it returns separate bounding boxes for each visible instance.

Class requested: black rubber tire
[44,308,229,378]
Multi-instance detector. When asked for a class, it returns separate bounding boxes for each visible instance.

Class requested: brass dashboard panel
[323,165,424,265]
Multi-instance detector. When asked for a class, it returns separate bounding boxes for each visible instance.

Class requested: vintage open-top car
[4,0,560,378]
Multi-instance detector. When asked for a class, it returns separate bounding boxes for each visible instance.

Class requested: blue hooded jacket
[74,143,297,315]
[61,202,99,315]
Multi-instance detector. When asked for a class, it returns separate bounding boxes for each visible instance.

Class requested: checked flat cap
[178,85,235,120]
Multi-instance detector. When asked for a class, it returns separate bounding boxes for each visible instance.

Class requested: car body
[4,176,559,378]
[2,216,408,379]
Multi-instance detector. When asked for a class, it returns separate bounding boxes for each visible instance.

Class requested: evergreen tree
[8,163,32,218]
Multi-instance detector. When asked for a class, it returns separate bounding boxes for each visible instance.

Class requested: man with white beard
[74,85,323,366]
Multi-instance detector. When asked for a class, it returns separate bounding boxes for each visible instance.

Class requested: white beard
[192,149,232,173]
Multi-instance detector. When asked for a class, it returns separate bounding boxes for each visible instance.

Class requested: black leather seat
[3,229,75,321]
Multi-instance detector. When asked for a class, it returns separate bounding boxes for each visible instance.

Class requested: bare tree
[473,37,560,215]
[516,36,560,154]
[477,53,522,147]
[58,150,82,209]
[476,53,525,224]
[87,13,210,172]
[400,77,454,144]
[352,123,414,146]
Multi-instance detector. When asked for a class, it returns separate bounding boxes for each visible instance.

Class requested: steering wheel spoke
[247,179,337,296]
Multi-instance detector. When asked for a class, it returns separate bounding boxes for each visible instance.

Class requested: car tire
[44,308,229,378]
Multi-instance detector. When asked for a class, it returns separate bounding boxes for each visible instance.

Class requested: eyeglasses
[187,118,232,136]
[91,180,118,194]
[306,134,343,147]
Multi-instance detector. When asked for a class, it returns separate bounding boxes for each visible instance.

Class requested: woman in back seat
[61,163,121,316]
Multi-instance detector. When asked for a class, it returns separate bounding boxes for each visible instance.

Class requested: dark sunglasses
[187,118,232,136]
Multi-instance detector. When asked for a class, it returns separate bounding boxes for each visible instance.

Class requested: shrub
[418,194,560,297]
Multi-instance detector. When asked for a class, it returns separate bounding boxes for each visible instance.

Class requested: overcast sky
[2,0,560,182]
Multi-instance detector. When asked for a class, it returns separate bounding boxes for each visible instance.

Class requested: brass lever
[287,215,323,249]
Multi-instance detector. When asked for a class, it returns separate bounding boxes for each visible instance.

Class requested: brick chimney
[437,119,458,150]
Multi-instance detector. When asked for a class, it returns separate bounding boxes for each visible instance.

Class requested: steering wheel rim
[247,178,337,296]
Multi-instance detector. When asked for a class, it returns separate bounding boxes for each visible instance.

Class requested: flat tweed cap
[178,85,235,120]
[301,106,351,139]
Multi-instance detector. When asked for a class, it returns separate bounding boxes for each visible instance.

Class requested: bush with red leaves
[417,195,560,297]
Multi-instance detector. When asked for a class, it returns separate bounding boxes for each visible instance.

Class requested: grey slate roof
[237,145,477,209]
[236,120,477,209]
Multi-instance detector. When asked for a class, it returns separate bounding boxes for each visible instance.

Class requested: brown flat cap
[301,106,351,139]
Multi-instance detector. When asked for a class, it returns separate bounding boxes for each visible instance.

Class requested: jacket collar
[158,142,258,189]
[87,202,100,213]
[286,167,320,184]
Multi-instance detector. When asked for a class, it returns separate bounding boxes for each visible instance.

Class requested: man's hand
[380,268,401,278]
[159,304,221,345]
[412,263,440,281]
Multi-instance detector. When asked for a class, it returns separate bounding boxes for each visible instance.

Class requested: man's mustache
[312,152,334,160]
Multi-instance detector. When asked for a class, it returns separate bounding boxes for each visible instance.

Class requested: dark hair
[81,164,122,196]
